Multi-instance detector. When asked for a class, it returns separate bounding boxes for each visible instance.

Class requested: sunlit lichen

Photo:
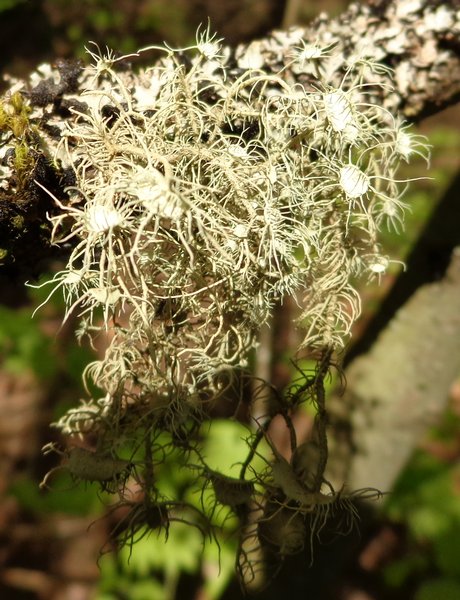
[22,28,430,588]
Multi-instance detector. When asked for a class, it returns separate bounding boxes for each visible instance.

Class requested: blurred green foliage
[0,0,199,81]
[0,304,56,379]
[58,0,191,57]
[384,407,460,597]
[0,0,25,13]
[416,579,460,600]
[11,475,103,516]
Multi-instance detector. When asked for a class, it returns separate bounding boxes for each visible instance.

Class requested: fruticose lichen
[2,26,430,587]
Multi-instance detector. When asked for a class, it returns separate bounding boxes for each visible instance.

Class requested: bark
[257,0,460,120]
[328,247,460,492]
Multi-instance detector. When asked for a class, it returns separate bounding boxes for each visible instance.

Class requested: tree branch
[1,0,459,279]
[268,0,460,121]
[328,246,460,492]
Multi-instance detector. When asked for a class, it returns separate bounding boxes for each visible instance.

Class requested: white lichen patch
[324,90,354,132]
[87,204,123,233]
[340,165,370,198]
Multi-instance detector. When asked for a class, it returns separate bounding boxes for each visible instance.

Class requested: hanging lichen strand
[24,29,428,587]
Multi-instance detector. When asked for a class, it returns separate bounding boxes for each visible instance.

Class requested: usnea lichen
[14,27,430,588]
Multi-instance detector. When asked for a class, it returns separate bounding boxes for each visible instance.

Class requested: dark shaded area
[220,504,414,600]
[0,149,73,304]
[0,0,54,83]
[0,0,289,86]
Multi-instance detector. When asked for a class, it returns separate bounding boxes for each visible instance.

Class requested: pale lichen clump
[25,28,429,586]
[45,39,418,385]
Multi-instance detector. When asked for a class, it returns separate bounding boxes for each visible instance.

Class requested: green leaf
[384,554,427,589]
[433,524,460,577]
[203,537,236,599]
[120,520,203,577]
[201,419,263,477]
[11,476,103,516]
[97,555,165,600]
[416,579,460,600]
